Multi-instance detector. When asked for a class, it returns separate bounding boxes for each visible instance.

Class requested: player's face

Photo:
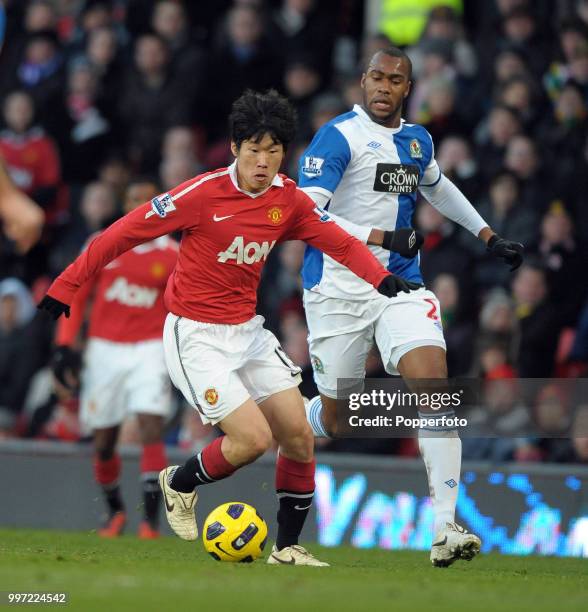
[124,182,159,214]
[231,134,285,194]
[361,53,411,127]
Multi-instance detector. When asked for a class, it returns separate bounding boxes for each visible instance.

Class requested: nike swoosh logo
[271,553,295,564]
[215,542,237,557]
[432,536,448,547]
[294,504,312,510]
[162,485,174,512]
[213,214,234,222]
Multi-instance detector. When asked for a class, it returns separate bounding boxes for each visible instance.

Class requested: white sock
[418,421,461,535]
[304,395,329,437]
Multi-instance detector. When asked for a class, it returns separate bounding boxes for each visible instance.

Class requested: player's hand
[377,274,422,298]
[381,228,424,258]
[38,295,70,320]
[487,234,524,271]
[51,345,81,393]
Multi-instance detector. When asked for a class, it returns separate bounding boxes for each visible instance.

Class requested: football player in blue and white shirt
[299,48,524,567]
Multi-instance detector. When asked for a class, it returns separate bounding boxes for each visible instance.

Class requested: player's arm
[0,159,44,253]
[301,188,423,258]
[38,185,200,319]
[286,190,421,298]
[419,148,524,270]
[51,276,96,395]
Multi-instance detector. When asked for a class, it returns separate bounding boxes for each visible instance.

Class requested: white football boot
[158,466,198,541]
[430,522,481,567]
[267,544,330,566]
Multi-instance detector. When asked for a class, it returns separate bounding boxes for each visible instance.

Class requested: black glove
[51,346,81,390]
[377,274,423,298]
[38,295,70,320]
[487,235,524,271]
[382,228,424,258]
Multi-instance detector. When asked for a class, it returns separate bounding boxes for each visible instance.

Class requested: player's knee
[280,421,314,463]
[242,429,273,461]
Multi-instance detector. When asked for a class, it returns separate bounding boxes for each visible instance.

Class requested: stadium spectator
[503,134,550,212]
[7,30,65,134]
[0,278,47,435]
[84,26,125,123]
[408,5,476,80]
[268,0,334,82]
[151,0,204,86]
[204,4,283,138]
[534,202,587,324]
[512,262,562,377]
[117,33,191,173]
[0,90,62,223]
[461,170,538,287]
[416,201,473,290]
[435,134,480,202]
[475,104,523,182]
[59,59,113,183]
[431,273,474,376]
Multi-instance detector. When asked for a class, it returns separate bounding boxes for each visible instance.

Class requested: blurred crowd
[1,0,588,464]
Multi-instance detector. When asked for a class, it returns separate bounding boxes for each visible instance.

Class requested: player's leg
[136,413,167,538]
[93,425,126,537]
[80,339,128,537]
[397,346,480,566]
[303,292,373,438]
[240,327,328,566]
[161,398,272,540]
[160,314,274,540]
[375,289,480,566]
[126,340,172,538]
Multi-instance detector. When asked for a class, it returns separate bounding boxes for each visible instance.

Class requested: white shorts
[80,338,172,431]
[163,313,302,425]
[303,288,446,398]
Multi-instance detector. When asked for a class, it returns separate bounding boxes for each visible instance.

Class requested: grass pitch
[0,529,586,612]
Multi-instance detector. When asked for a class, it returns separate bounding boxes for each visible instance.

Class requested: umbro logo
[367,141,382,149]
[445,479,458,488]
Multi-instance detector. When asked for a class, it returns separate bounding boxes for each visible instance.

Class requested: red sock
[275,455,316,550]
[140,441,167,476]
[201,436,237,480]
[94,454,121,486]
[276,454,316,493]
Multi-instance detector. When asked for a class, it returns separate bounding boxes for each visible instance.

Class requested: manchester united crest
[267,206,283,224]
[151,262,166,278]
[204,388,219,405]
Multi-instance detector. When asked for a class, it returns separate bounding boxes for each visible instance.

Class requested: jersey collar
[353,104,405,135]
[228,160,284,198]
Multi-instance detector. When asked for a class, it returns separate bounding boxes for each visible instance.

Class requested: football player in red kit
[53,178,178,538]
[39,90,419,566]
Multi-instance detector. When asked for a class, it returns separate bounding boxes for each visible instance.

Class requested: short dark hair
[367,47,413,80]
[229,89,298,150]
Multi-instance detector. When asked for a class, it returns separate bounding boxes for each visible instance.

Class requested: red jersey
[48,163,390,324]
[0,128,60,195]
[56,236,178,345]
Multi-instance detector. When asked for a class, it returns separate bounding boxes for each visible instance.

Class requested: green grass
[0,529,586,612]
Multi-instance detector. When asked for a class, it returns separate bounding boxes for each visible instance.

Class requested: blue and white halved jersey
[299,104,441,301]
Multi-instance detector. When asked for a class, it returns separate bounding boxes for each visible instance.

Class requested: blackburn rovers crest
[409,139,422,159]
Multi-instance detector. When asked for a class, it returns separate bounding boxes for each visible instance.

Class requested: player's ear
[360,73,366,89]
[230,141,239,157]
[404,80,412,99]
